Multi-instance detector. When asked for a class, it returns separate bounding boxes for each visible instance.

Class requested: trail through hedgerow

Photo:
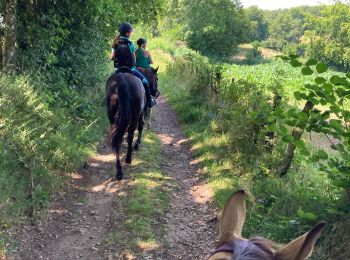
[12,96,218,260]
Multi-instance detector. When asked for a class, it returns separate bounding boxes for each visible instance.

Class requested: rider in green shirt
[136,38,153,69]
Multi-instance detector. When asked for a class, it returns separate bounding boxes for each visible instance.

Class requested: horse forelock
[232,238,276,260]
[211,237,277,260]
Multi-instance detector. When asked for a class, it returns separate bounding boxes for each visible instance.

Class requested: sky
[241,0,332,10]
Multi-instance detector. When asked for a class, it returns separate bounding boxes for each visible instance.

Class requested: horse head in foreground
[209,190,325,260]
[105,70,145,180]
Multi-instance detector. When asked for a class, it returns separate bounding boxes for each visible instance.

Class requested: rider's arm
[110,48,115,60]
[146,51,154,64]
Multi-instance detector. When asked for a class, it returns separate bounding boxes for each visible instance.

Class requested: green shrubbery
[0,71,107,220]
[155,41,348,258]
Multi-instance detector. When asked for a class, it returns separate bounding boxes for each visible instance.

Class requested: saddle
[116,66,133,74]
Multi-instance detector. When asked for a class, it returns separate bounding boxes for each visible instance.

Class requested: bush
[0,72,107,220]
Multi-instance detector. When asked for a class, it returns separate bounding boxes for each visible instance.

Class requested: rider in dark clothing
[110,23,155,108]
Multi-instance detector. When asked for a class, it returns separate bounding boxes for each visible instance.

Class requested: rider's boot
[144,83,156,108]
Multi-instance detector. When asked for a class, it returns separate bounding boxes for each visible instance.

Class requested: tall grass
[0,71,108,224]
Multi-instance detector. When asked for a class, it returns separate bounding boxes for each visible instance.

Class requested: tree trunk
[2,0,17,70]
[277,100,314,177]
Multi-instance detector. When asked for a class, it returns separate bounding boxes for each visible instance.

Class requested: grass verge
[106,131,169,258]
[155,50,347,258]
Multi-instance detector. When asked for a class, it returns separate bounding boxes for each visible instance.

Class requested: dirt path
[11,96,218,259]
[12,141,122,260]
[152,96,218,259]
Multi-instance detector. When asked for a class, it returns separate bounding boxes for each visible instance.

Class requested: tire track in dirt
[151,96,218,259]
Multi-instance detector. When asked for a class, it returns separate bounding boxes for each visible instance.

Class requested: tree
[304,3,350,70]
[245,6,268,42]
[183,0,249,57]
[2,0,17,70]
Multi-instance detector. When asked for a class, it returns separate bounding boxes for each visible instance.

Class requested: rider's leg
[131,68,154,108]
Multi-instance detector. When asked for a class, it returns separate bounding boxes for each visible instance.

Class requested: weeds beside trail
[152,44,349,259]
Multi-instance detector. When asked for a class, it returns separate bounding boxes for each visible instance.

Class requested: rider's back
[113,37,135,69]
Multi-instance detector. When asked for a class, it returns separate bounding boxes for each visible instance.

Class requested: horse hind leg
[134,114,145,151]
[125,129,135,164]
[116,155,123,180]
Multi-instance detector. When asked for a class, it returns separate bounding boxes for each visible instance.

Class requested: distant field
[231,43,281,62]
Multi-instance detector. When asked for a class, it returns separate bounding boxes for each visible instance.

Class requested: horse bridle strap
[209,242,234,257]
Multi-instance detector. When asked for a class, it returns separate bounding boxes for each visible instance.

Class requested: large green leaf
[305,59,318,66]
[316,63,328,73]
[315,77,326,85]
[290,59,302,67]
[301,66,313,75]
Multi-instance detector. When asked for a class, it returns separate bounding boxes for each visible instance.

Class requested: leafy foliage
[182,0,249,57]
[272,54,350,192]
[304,3,350,70]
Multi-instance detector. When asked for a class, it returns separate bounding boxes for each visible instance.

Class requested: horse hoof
[125,156,132,164]
[134,143,139,151]
[116,173,123,181]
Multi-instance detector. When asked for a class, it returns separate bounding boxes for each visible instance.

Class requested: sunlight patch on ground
[157,133,174,145]
[137,239,160,251]
[49,208,68,214]
[92,154,115,163]
[66,172,83,179]
[131,158,146,167]
[190,182,214,204]
[175,138,189,147]
[91,179,121,193]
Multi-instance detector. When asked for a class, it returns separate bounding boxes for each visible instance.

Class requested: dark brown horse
[137,66,159,127]
[105,71,145,180]
[137,66,159,98]
[209,190,325,260]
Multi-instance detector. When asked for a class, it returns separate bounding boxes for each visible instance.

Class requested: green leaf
[316,63,328,73]
[323,83,333,92]
[294,139,305,148]
[329,119,343,132]
[289,54,299,59]
[315,77,326,85]
[290,59,302,67]
[305,59,317,66]
[294,91,302,100]
[302,212,318,221]
[282,135,293,143]
[346,73,350,79]
[330,75,349,85]
[316,149,328,160]
[301,66,313,75]
[279,126,288,136]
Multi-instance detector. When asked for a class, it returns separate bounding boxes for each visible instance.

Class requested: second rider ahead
[110,23,156,108]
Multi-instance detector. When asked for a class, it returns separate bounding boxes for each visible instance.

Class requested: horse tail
[109,78,132,152]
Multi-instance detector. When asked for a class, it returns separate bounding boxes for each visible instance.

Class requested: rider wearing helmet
[136,38,153,69]
[110,23,155,108]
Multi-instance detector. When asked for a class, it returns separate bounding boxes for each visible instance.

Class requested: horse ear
[218,190,246,244]
[275,222,326,260]
[153,66,159,73]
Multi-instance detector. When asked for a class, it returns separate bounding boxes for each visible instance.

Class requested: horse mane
[232,237,279,260]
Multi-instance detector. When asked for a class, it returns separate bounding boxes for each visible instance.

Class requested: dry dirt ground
[10,96,218,260]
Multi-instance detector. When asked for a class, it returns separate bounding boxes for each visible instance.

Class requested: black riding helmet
[119,23,133,35]
[137,38,147,47]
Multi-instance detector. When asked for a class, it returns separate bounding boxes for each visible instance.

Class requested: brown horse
[105,70,145,180]
[137,66,159,98]
[209,190,325,260]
